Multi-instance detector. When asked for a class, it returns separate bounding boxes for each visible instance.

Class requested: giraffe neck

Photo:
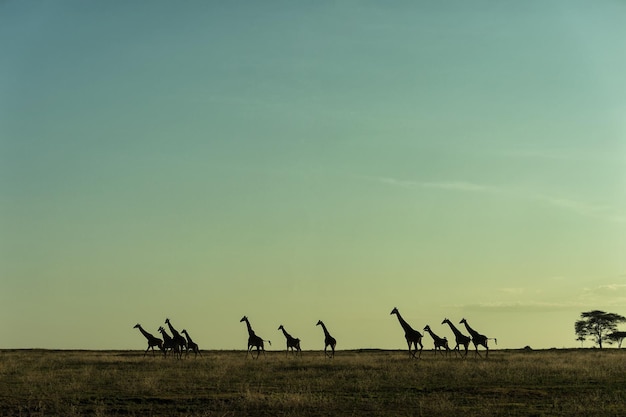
[244,318,255,336]
[445,321,463,337]
[167,322,180,337]
[395,312,414,333]
[137,325,152,340]
[463,321,479,337]
[280,327,291,339]
[319,322,330,337]
[160,330,172,341]
[184,333,194,344]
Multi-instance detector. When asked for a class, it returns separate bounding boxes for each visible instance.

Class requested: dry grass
[1,349,626,416]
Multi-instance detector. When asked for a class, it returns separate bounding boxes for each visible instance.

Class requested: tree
[575,310,626,349]
[607,331,626,348]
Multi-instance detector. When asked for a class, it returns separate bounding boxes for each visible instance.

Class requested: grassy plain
[1,349,626,416]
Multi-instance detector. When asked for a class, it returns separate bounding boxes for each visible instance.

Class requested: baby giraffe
[423,325,450,356]
[181,329,202,358]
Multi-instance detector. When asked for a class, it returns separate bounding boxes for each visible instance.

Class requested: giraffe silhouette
[278,325,302,357]
[316,320,336,358]
[181,329,202,358]
[133,324,163,356]
[240,316,271,359]
[423,325,450,356]
[460,318,497,358]
[157,326,180,359]
[165,318,187,357]
[390,307,423,359]
[442,318,470,357]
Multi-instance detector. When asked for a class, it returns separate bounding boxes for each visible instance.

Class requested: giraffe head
[442,318,450,325]
[181,329,187,335]
[390,307,399,315]
[133,324,141,329]
[240,316,248,322]
[165,318,171,325]
[316,320,323,326]
[459,318,467,324]
[278,325,284,331]
[423,325,431,332]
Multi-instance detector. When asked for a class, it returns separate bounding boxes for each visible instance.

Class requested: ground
[1,349,625,416]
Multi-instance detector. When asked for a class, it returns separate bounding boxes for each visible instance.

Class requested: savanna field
[2,349,626,417]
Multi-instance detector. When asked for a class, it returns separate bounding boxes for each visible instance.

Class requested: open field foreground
[2,349,626,417]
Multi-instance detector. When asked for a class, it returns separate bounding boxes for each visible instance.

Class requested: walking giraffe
[442,318,470,357]
[278,325,302,357]
[165,318,187,358]
[390,307,423,359]
[240,316,271,359]
[460,318,497,358]
[423,325,450,356]
[316,320,336,358]
[181,329,202,358]
[157,326,180,359]
[133,324,163,356]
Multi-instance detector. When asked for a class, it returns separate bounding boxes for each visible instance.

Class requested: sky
[1,1,625,351]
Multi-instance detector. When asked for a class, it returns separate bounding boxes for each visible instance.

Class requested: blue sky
[1,1,625,350]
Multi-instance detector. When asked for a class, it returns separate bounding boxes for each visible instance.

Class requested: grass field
[1,348,626,416]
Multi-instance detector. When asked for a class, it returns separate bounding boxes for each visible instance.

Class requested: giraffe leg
[474,343,482,358]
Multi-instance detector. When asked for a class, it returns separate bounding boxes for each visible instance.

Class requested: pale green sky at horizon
[1,1,625,351]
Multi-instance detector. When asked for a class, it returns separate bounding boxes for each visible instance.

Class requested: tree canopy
[607,331,626,348]
[575,310,626,349]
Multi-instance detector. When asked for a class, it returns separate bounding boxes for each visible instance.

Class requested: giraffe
[278,325,302,357]
[133,324,163,356]
[240,316,271,359]
[423,325,450,356]
[157,326,180,359]
[181,329,202,358]
[165,318,187,357]
[442,318,470,357]
[316,320,337,358]
[460,318,497,358]
[390,307,423,359]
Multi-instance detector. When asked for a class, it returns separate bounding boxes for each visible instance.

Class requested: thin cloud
[597,284,626,291]
[420,181,501,193]
[450,283,626,313]
[494,149,579,161]
[367,176,502,194]
[364,175,625,224]
[461,301,585,313]
[535,195,626,224]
